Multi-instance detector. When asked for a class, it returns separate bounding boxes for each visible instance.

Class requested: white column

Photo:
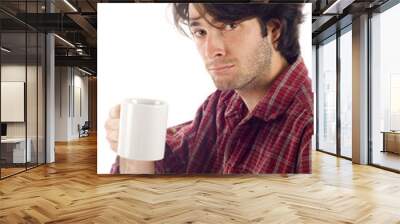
[46,1,55,163]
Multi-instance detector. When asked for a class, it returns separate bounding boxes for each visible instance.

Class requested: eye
[224,23,238,31]
[192,29,207,38]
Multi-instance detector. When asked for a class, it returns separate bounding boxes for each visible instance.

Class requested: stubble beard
[211,38,272,91]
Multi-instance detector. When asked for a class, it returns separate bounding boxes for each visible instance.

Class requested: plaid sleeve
[295,117,313,173]
[155,121,193,174]
[110,156,120,174]
[155,92,217,174]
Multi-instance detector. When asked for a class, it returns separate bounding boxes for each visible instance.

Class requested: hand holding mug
[105,104,121,153]
[105,98,168,174]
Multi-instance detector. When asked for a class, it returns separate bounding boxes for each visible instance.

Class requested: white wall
[55,66,69,141]
[55,67,89,141]
[1,66,26,140]
[72,72,89,138]
[1,65,37,138]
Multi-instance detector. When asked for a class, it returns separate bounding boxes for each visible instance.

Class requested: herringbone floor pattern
[1,135,400,223]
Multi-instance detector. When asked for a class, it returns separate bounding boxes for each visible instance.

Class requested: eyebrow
[189,17,202,27]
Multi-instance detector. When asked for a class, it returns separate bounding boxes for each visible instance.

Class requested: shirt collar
[224,57,309,122]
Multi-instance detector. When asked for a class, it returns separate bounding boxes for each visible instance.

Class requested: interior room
[0,0,399,223]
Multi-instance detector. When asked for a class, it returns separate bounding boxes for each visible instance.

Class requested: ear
[266,19,282,49]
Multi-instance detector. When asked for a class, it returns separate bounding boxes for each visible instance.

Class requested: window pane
[318,37,337,154]
[1,31,28,177]
[27,31,38,169]
[340,29,352,158]
[312,45,317,150]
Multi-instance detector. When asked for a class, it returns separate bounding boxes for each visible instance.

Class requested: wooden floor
[1,163,44,178]
[0,167,26,178]
[1,135,400,223]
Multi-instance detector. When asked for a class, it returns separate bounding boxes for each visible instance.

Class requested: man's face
[188,4,274,91]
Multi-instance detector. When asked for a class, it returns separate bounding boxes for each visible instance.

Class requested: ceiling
[0,0,394,75]
[0,0,100,74]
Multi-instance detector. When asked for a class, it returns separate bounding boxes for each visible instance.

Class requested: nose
[204,32,226,59]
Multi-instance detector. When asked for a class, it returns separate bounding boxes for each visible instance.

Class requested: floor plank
[0,134,399,223]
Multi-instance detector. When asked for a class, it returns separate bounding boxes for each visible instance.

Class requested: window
[317,36,337,154]
[370,2,400,171]
[339,28,352,158]
[0,1,47,179]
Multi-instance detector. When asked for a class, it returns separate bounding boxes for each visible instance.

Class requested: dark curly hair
[172,3,304,64]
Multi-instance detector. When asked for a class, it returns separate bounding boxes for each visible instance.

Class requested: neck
[236,55,289,114]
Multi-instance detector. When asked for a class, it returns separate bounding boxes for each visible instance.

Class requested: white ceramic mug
[117,98,168,161]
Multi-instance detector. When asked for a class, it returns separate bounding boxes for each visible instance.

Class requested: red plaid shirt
[110,57,313,174]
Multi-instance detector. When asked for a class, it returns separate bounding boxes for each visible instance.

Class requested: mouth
[208,64,235,75]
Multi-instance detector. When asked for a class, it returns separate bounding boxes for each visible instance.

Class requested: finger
[106,135,118,151]
[110,142,118,152]
[106,130,119,142]
[109,104,121,118]
[106,135,117,145]
[105,118,120,130]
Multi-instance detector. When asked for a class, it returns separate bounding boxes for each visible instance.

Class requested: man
[106,3,313,174]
